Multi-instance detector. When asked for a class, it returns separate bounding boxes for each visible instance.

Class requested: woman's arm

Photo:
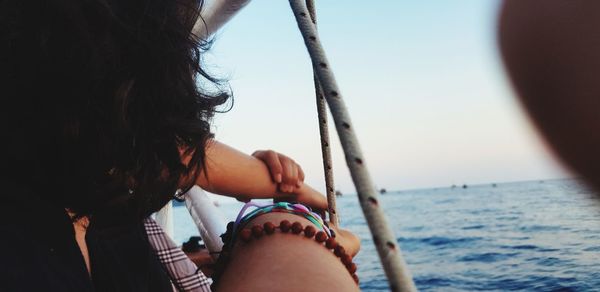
[193,140,328,210]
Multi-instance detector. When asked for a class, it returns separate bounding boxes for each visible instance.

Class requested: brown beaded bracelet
[210,220,359,290]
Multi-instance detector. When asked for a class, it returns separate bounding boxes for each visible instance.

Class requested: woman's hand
[252,150,305,193]
[252,149,328,211]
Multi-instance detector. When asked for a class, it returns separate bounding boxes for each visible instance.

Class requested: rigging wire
[305,0,339,227]
[288,1,417,290]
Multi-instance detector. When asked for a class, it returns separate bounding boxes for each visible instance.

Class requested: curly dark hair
[0,0,229,219]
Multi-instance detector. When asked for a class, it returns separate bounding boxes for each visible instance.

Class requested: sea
[171,179,600,291]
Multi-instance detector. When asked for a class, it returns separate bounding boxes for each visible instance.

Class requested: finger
[281,157,295,186]
[297,165,305,187]
[290,164,298,187]
[285,184,297,193]
[262,151,283,183]
[280,184,293,193]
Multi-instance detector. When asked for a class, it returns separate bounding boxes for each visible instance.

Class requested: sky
[201,0,569,196]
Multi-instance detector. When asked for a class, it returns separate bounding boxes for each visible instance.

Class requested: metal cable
[288,1,417,290]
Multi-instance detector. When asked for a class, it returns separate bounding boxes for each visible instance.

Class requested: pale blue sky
[203,1,568,195]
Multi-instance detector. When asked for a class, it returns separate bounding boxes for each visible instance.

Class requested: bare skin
[216,212,360,292]
[72,217,91,276]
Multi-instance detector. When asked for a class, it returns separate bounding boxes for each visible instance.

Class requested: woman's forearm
[194,140,327,209]
[196,140,278,198]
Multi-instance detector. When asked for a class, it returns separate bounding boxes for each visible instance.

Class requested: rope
[288,1,417,291]
[305,0,339,227]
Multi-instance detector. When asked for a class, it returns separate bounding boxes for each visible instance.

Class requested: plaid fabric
[144,218,212,292]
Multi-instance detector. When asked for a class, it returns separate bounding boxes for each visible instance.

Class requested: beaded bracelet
[233,201,333,238]
[210,202,359,290]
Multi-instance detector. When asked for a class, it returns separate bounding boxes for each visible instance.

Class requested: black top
[0,182,172,291]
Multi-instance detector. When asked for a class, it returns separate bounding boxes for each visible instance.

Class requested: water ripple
[400,236,483,248]
[458,252,520,263]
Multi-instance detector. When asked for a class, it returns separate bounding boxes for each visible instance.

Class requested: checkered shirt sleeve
[144,218,212,292]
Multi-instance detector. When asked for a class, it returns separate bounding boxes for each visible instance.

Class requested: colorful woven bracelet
[232,201,333,239]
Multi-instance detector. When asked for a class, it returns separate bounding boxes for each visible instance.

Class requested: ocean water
[172,179,600,291]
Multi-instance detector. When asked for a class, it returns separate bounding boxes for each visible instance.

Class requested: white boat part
[193,0,252,39]
[185,185,228,259]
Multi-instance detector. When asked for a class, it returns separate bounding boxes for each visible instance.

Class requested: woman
[0,0,359,291]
